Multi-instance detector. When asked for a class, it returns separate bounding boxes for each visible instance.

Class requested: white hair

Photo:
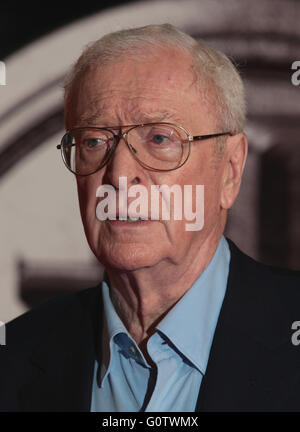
[63,23,246,134]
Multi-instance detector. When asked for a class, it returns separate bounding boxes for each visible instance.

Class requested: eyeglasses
[57,122,231,175]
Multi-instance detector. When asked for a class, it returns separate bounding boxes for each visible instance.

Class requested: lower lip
[107,219,154,227]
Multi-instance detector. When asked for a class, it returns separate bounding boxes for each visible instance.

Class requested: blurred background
[0,0,299,323]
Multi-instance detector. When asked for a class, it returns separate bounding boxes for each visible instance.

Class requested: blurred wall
[0,0,299,322]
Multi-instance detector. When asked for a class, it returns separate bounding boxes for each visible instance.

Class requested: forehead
[66,48,214,128]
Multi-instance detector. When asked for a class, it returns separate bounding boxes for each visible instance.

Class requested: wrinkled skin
[65,47,248,345]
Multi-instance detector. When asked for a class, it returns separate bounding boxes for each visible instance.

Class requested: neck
[106,229,224,348]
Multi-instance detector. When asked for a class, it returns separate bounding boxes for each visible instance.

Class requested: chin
[96,244,162,272]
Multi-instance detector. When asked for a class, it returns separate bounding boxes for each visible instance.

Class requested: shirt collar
[98,280,134,386]
[99,235,230,384]
[156,235,230,375]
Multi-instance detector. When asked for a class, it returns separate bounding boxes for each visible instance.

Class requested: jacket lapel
[196,240,300,411]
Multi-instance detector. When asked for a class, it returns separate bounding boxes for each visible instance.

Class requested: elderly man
[0,24,300,412]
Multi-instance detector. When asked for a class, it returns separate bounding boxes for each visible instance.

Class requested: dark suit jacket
[0,239,300,412]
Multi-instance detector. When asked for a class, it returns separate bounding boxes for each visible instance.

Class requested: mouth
[106,215,153,227]
[116,216,148,222]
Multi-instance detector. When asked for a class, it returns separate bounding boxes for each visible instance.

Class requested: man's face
[66,48,227,271]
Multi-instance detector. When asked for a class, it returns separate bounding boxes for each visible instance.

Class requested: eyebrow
[77,110,183,127]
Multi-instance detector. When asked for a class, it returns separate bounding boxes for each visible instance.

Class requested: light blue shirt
[90,236,230,412]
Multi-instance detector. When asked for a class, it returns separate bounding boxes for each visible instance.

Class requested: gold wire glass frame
[57,122,231,176]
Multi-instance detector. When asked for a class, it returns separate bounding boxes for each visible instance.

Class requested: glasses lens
[61,128,115,175]
[127,123,189,170]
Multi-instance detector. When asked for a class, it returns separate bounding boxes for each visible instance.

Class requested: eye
[151,134,170,145]
[85,137,106,148]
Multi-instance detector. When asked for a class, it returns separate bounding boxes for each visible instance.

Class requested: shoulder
[0,285,103,411]
[226,237,300,317]
[3,285,102,353]
[227,237,300,285]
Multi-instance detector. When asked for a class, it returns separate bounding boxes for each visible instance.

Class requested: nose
[102,133,141,188]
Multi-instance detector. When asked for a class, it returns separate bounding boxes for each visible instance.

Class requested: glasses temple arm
[191,132,232,141]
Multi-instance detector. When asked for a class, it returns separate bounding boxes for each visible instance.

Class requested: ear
[220,132,248,210]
